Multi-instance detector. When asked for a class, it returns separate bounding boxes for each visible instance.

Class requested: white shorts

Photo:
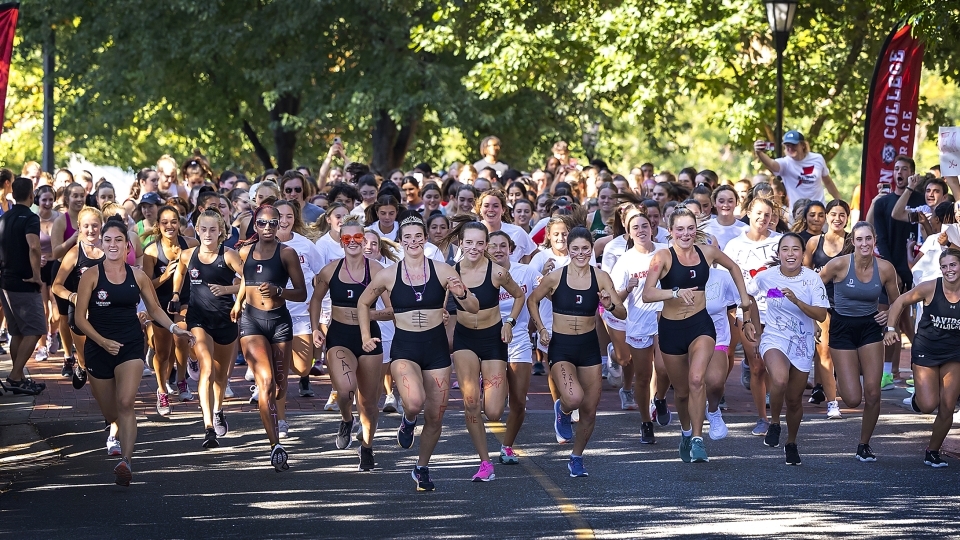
[319,309,331,326]
[601,309,627,332]
[508,339,533,363]
[627,333,655,350]
[759,336,812,373]
[381,340,392,364]
[291,315,312,337]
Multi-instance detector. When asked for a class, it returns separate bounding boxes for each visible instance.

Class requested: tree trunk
[241,119,274,170]
[270,93,300,173]
[371,108,419,175]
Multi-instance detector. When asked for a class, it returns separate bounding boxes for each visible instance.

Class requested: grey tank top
[833,255,881,317]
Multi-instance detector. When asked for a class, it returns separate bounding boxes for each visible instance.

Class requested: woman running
[356,216,476,491]
[792,201,826,245]
[527,227,626,477]
[818,222,900,462]
[703,265,740,440]
[512,199,535,234]
[311,216,390,471]
[753,233,829,465]
[73,218,193,486]
[803,199,850,419]
[587,182,618,239]
[529,215,574,383]
[363,230,403,416]
[445,219,525,481]
[883,248,960,467]
[172,209,243,448]
[50,182,87,379]
[610,210,669,443]
[644,208,755,463]
[477,189,538,263]
[313,202,350,410]
[231,203,307,471]
[36,186,61,362]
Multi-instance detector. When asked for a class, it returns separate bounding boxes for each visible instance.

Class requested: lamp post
[764,0,797,158]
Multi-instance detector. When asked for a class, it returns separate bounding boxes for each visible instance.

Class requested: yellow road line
[489,421,595,540]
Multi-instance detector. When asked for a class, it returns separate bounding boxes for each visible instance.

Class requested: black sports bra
[391,258,446,313]
[242,242,289,287]
[330,259,370,308]
[455,261,499,311]
[660,246,709,291]
[552,266,599,317]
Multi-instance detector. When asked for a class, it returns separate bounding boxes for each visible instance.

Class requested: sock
[883,362,892,375]
[692,436,702,442]
[681,428,692,437]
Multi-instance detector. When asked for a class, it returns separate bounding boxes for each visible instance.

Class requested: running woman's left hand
[208,284,228,296]
[171,326,196,347]
[312,328,326,348]
[874,310,888,326]
[501,323,513,344]
[781,287,797,304]
[742,321,757,342]
[446,276,466,298]
[598,290,615,310]
[258,283,279,299]
[361,337,381,353]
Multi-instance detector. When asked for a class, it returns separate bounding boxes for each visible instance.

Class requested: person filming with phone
[753,130,841,208]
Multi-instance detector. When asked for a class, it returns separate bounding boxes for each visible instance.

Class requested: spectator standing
[473,136,509,177]
[753,131,841,207]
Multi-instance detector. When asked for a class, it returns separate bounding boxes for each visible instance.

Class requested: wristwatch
[504,317,516,327]
[672,287,680,299]
[885,326,897,333]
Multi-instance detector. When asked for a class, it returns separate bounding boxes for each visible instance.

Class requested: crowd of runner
[0,130,957,489]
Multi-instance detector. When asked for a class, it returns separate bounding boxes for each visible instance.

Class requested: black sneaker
[61,357,75,378]
[298,376,315,397]
[532,362,546,376]
[924,449,948,468]
[359,446,375,471]
[411,465,435,491]
[640,421,656,444]
[785,443,802,465]
[213,410,229,437]
[764,423,782,448]
[336,416,355,450]
[72,364,87,389]
[653,398,671,427]
[201,427,219,449]
[397,416,417,449]
[808,384,825,404]
[856,443,877,462]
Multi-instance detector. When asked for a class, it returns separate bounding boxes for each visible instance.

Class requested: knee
[462,393,481,413]
[785,393,802,410]
[752,362,767,377]
[485,403,505,423]
[405,397,425,414]
[863,387,880,405]
[769,372,788,390]
[117,395,136,412]
[561,394,584,411]
[689,373,705,392]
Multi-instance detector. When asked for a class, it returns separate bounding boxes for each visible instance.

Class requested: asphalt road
[2,406,959,539]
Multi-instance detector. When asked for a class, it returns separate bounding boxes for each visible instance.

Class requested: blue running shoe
[690,437,709,462]
[554,400,573,443]
[568,455,588,477]
[679,434,693,463]
[397,415,417,449]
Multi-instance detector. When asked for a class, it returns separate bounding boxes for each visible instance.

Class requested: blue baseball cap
[782,130,805,145]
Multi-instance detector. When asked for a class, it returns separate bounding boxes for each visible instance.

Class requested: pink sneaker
[471,460,496,482]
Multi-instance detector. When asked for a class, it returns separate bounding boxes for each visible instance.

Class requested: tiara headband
[400,216,425,227]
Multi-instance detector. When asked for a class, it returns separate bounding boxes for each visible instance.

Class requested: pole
[775,41,783,159]
[41,23,54,172]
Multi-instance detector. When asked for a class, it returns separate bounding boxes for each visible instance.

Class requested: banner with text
[0,2,19,136]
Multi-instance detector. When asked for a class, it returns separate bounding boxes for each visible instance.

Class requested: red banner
[859,23,924,215]
[0,2,18,136]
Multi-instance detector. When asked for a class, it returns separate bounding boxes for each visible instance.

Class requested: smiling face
[461,228,488,262]
[507,187,524,207]
[325,206,349,233]
[714,190,736,217]
[38,191,55,211]
[598,187,617,213]
[487,234,511,265]
[97,186,116,208]
[670,214,698,249]
[158,208,180,240]
[399,223,426,254]
[402,182,421,204]
[645,206,661,230]
[568,237,592,267]
[276,204,296,235]
[363,232,381,260]
[101,226,127,262]
[479,194,504,223]
[778,235,804,272]
[196,215,223,248]
[851,224,876,257]
[340,224,365,255]
[826,205,848,233]
[748,201,773,234]
[513,201,532,227]
[67,186,86,212]
[457,190,476,214]
[940,254,960,284]
[422,189,441,211]
[548,222,569,252]
[628,213,652,245]
[79,214,102,243]
[359,185,378,205]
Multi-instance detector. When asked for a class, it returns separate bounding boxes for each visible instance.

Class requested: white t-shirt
[754,266,829,366]
[705,268,740,347]
[913,230,945,286]
[283,233,324,319]
[349,205,367,222]
[314,234,343,316]
[775,152,831,205]
[655,226,669,244]
[500,263,539,360]
[723,231,782,323]
[373,256,395,342]
[609,244,668,337]
[706,219,750,250]
[498,222,538,262]
[371,221,398,240]
[528,249,571,352]
[600,235,628,274]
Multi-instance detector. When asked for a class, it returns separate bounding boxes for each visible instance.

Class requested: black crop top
[455,261,499,311]
[552,266,599,317]
[153,236,190,306]
[242,242,289,287]
[391,258,446,313]
[330,258,370,308]
[660,246,709,291]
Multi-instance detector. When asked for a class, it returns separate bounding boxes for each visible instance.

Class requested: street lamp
[764,0,797,158]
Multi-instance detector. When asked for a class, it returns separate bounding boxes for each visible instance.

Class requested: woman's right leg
[630,345,654,422]
[212,340,237,410]
[151,326,175,392]
[355,355,384,447]
[417,365,453,467]
[326,346,359,424]
[815,314,838,403]
[551,361,585,414]
[763,349,791,427]
[660,353,691,431]
[831,348,864,408]
[241,335,280,445]
[453,351,490,462]
[926,363,960,452]
[191,328,217,429]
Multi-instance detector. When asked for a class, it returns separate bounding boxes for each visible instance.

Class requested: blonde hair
[196,209,228,244]
[666,207,708,244]
[364,228,400,262]
[78,205,104,224]
[256,180,282,201]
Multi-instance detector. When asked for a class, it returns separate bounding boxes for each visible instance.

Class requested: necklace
[344,258,368,286]
[403,257,428,302]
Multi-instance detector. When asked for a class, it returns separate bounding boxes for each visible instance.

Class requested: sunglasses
[256,218,279,229]
[284,187,302,194]
[340,233,365,246]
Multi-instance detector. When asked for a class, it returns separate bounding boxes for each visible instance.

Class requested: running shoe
[114,458,132,487]
[880,372,896,391]
[177,379,193,401]
[383,393,399,413]
[607,359,623,390]
[165,381,178,395]
[298,376,314,397]
[499,446,519,464]
[619,388,638,410]
[906,378,915,387]
[826,400,842,419]
[270,444,289,472]
[325,390,340,411]
[532,362,546,376]
[568,455,588,477]
[397,415,417,449]
[213,410,229,437]
[224,385,235,399]
[785,443,802,466]
[35,346,48,361]
[235,353,246,366]
[249,384,259,405]
[244,367,255,382]
[142,362,154,378]
[336,417,355,449]
[202,427,219,449]
[1,378,43,395]
[61,357,74,378]
[751,419,770,437]
[49,332,60,354]
[640,421,656,445]
[156,390,171,416]
[856,443,877,462]
[718,395,728,411]
[740,359,750,390]
[412,465,434,491]
[277,419,289,439]
[472,460,496,482]
[679,434,693,463]
[309,362,323,376]
[187,357,200,381]
[72,363,87,389]
[924,449,948,468]
[651,398,672,426]
[808,383,825,404]
[601,363,609,380]
[707,409,728,440]
[106,435,122,456]
[553,399,573,443]
[571,409,580,423]
[359,446,375,471]
[690,437,709,463]
[764,423,782,448]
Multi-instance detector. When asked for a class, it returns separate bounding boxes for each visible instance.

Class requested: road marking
[488,421,595,539]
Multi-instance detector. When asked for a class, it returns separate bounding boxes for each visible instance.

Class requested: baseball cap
[139,192,162,206]
[782,130,805,145]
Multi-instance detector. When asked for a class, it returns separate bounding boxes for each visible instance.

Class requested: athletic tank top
[330,258,370,308]
[65,242,105,293]
[391,259,445,313]
[660,246,710,291]
[811,234,846,272]
[39,223,52,257]
[153,236,191,306]
[242,241,289,287]
[552,266,599,317]
[914,278,960,357]
[187,245,236,315]
[87,263,143,344]
[590,211,608,239]
[455,260,499,311]
[833,255,881,316]
[64,212,77,242]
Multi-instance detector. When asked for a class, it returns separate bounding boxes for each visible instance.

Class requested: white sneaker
[571,409,580,423]
[277,419,289,438]
[396,396,404,417]
[619,388,638,410]
[187,357,200,381]
[35,346,48,361]
[249,384,259,404]
[224,385,235,399]
[142,361,154,377]
[826,400,842,419]
[606,344,623,389]
[325,391,340,411]
[166,381,179,395]
[383,393,398,413]
[707,409,728,440]
[177,379,193,402]
[106,435,122,456]
[245,367,256,382]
